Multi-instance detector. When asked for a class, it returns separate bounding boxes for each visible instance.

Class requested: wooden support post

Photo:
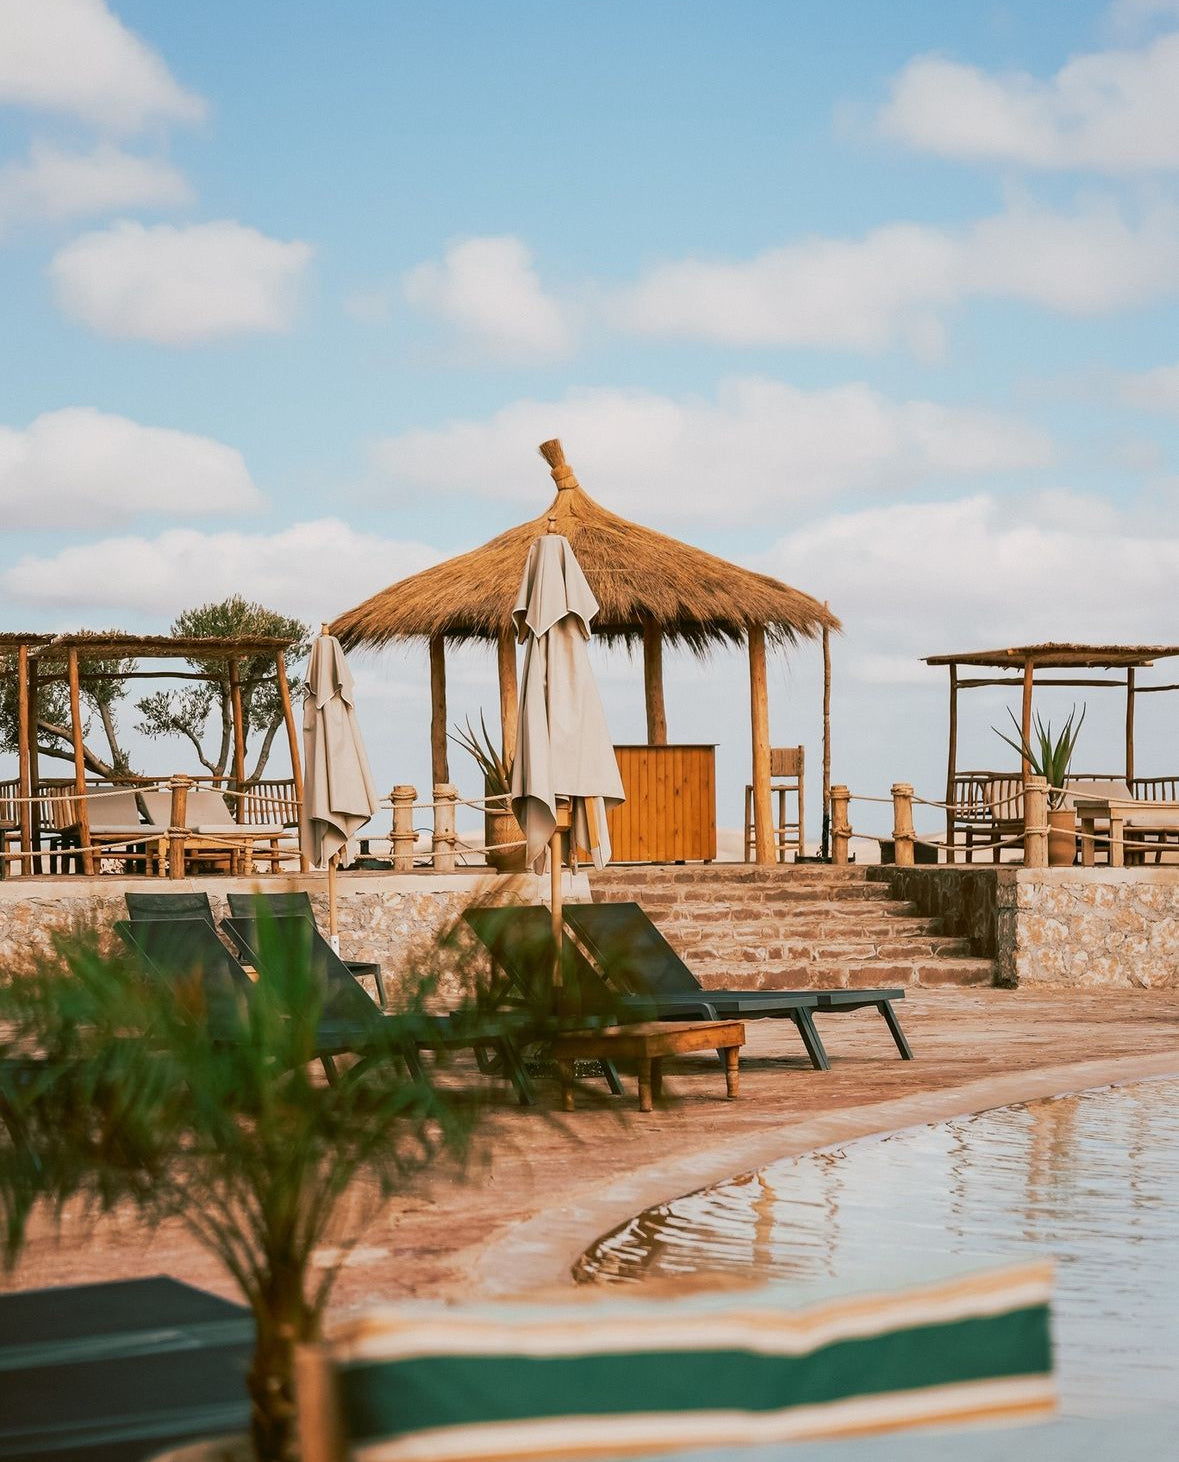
[294,1344,347,1462]
[67,649,94,875]
[821,612,831,860]
[429,634,449,786]
[748,624,773,865]
[643,619,668,746]
[891,783,915,866]
[168,774,192,880]
[228,657,247,822]
[1020,658,1035,785]
[830,785,851,865]
[497,628,518,764]
[275,652,307,871]
[1023,775,1048,869]
[16,645,31,873]
[390,784,417,872]
[27,658,41,873]
[945,662,958,863]
[1125,668,1135,786]
[432,783,457,871]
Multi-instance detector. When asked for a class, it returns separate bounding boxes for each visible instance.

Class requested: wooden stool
[550,1020,744,1112]
[744,745,804,861]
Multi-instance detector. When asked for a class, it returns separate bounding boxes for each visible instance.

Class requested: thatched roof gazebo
[332,440,840,861]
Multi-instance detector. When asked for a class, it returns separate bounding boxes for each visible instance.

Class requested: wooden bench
[549,1019,744,1112]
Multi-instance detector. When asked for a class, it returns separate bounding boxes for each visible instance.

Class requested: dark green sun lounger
[226,890,386,1007]
[562,902,913,1064]
[114,916,429,1095]
[464,904,832,1072]
[222,913,539,1105]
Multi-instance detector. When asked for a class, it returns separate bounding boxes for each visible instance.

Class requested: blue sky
[3,0,1179,839]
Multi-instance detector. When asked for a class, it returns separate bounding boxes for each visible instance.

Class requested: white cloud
[1120,361,1179,414]
[1109,0,1179,35]
[0,140,191,231]
[614,198,1179,351]
[615,224,956,352]
[403,235,573,358]
[48,220,314,343]
[876,32,1179,171]
[0,407,261,527]
[2,519,440,623]
[0,0,205,133]
[373,379,1053,523]
[759,493,1179,677]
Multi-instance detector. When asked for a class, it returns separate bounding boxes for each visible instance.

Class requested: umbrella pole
[328,851,339,950]
[550,827,563,1001]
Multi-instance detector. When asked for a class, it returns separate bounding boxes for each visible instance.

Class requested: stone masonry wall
[0,870,569,1005]
[1009,868,1179,989]
[868,865,1006,961]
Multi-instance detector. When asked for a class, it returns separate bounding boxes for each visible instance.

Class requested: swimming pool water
[579,1078,1179,1419]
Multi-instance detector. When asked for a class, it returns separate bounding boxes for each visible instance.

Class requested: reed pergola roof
[332,449,838,653]
[925,643,1179,670]
[0,632,295,661]
[927,642,1179,853]
[1,630,306,876]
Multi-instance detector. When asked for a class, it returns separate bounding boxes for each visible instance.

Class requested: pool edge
[467,1051,1179,1300]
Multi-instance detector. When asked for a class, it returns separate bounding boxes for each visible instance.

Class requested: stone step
[591,868,874,890]
[596,881,898,905]
[660,915,948,941]
[594,862,872,877]
[642,898,929,923]
[686,957,995,990]
[667,935,974,962]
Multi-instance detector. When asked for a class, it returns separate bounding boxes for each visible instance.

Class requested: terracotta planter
[484,780,527,872]
[1047,807,1077,866]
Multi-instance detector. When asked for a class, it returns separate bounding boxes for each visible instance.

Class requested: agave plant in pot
[994,703,1086,866]
[451,713,527,872]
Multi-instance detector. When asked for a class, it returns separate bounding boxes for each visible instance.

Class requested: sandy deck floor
[5,987,1179,1312]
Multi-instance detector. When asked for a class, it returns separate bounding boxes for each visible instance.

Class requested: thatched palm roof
[333,441,840,653]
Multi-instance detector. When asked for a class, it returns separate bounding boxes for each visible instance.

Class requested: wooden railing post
[891,782,915,866]
[390,785,417,872]
[1023,775,1048,869]
[168,773,193,880]
[830,784,851,865]
[432,783,457,872]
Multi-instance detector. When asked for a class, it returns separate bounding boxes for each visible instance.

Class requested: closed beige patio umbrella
[302,628,379,938]
[510,533,624,979]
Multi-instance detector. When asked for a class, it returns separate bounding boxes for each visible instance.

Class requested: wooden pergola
[0,632,303,874]
[332,440,840,863]
[925,641,1179,849]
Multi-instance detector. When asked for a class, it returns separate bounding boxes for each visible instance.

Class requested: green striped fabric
[320,1262,1054,1461]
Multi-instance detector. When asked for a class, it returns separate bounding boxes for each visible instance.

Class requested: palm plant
[0,918,495,1462]
[993,703,1086,808]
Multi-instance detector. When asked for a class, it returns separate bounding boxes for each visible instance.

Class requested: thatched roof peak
[332,440,840,654]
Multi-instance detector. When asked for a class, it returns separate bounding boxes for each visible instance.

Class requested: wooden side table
[549,1020,745,1112]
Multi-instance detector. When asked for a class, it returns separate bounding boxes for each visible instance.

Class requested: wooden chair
[744,745,804,862]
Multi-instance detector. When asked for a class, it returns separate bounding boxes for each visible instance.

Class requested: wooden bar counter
[606,744,716,863]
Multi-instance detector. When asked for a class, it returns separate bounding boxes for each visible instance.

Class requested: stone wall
[869,865,1006,960]
[871,864,1179,989]
[0,869,576,1005]
[1009,868,1179,989]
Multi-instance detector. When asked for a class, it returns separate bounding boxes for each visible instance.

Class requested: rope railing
[830,777,1175,869]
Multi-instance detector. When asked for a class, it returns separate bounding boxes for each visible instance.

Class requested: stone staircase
[585,865,995,989]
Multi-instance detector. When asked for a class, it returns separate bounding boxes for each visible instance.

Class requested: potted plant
[994,703,1086,866]
[0,918,494,1462]
[451,713,527,872]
